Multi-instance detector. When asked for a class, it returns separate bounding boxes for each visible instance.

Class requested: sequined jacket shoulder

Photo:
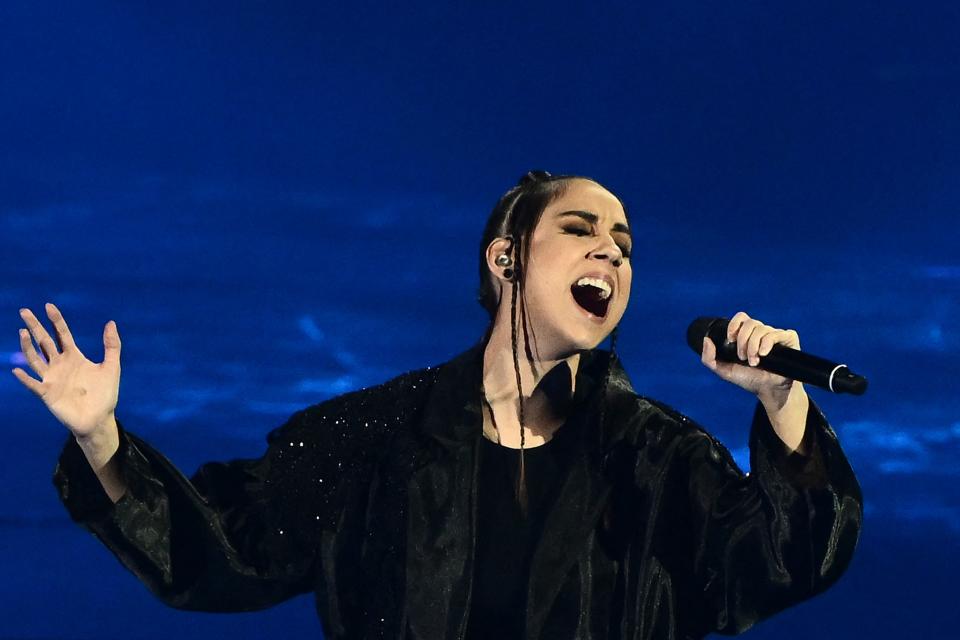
[52,362,443,613]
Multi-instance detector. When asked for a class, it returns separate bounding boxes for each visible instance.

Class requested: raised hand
[12,303,122,439]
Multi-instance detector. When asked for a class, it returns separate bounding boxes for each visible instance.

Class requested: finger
[726,311,751,347]
[18,328,48,376]
[45,302,77,352]
[19,308,59,362]
[777,329,800,351]
[11,367,44,397]
[747,325,774,365]
[758,329,792,357]
[736,319,760,361]
[102,320,121,366]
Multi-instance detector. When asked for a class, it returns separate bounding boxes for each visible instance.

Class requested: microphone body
[686,317,868,396]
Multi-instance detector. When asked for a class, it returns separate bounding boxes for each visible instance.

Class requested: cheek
[619,272,633,308]
[524,252,568,295]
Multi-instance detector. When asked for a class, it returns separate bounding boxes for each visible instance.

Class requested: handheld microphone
[686,317,868,396]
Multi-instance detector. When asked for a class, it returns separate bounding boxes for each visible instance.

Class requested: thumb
[702,336,737,379]
[701,336,718,371]
[103,320,122,365]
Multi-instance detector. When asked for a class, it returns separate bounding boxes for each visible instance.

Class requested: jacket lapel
[525,352,641,638]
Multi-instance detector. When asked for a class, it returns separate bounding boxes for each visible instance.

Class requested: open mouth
[570,278,612,319]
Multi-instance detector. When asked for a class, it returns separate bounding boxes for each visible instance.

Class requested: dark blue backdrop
[2,2,957,638]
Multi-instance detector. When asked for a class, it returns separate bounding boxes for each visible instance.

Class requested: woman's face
[519,179,633,357]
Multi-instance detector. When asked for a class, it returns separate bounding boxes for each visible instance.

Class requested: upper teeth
[575,277,612,300]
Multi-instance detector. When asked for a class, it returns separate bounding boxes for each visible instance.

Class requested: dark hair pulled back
[477,170,574,318]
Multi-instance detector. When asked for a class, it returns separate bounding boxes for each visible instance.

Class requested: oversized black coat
[54,342,863,639]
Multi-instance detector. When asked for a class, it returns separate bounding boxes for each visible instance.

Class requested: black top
[465,427,578,639]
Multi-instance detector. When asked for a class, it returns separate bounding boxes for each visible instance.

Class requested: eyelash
[562,225,632,259]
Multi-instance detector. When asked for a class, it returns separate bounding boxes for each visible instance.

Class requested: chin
[551,323,616,357]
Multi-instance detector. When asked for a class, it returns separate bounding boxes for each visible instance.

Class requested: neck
[481,312,581,406]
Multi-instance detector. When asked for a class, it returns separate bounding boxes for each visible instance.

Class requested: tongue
[571,284,609,318]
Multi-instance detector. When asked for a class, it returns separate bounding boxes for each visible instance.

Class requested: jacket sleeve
[677,395,863,635]
[52,404,367,613]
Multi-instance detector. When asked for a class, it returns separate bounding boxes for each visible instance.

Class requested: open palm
[12,303,121,439]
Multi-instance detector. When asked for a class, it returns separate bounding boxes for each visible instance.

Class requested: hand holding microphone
[688,312,867,397]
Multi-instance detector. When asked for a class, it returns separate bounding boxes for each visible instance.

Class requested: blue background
[2,2,957,638]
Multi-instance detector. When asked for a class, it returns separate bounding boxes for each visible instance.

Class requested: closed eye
[562,225,632,259]
[562,225,591,237]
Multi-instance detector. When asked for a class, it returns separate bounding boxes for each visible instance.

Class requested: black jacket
[53,342,863,639]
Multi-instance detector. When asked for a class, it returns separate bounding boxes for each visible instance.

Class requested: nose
[589,235,624,268]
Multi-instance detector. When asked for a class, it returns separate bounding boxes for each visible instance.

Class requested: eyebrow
[555,210,632,237]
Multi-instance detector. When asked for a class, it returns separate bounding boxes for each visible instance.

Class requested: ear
[484,236,515,284]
